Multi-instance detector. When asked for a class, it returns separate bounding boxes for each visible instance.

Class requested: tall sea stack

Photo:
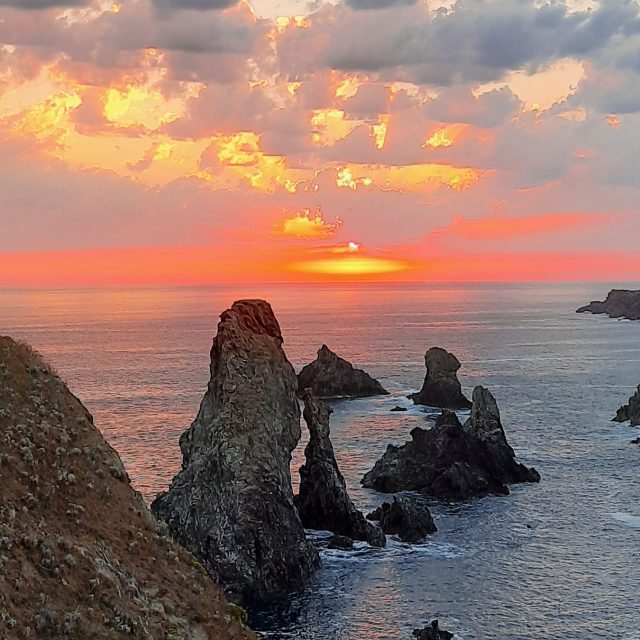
[295,389,385,547]
[410,347,472,410]
[152,300,319,605]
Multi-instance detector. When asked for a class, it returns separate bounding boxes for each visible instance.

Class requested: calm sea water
[1,283,639,640]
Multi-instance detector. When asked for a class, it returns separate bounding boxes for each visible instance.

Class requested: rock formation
[577,289,640,320]
[295,389,386,547]
[367,497,436,543]
[297,345,389,398]
[413,620,454,640]
[613,385,640,426]
[151,300,319,605]
[363,386,540,501]
[327,534,354,550]
[410,347,472,409]
[0,337,254,640]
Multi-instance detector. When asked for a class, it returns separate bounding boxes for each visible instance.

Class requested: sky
[0,0,639,284]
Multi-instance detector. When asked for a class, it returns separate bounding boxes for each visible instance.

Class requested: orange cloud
[278,209,343,239]
[433,212,606,240]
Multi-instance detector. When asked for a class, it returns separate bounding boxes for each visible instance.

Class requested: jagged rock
[0,337,254,640]
[613,386,640,427]
[327,534,354,550]
[367,496,436,543]
[362,386,540,501]
[413,620,454,640]
[391,406,408,412]
[152,300,319,605]
[295,390,386,548]
[297,345,388,398]
[577,289,640,320]
[410,347,472,409]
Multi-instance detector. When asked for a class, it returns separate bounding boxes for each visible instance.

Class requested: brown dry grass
[0,336,256,640]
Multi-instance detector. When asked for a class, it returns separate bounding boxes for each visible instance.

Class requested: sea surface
[1,282,639,640]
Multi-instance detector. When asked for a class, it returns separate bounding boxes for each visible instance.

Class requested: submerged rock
[391,406,408,412]
[297,345,388,398]
[613,386,640,427]
[577,289,640,321]
[413,620,454,640]
[327,534,354,550]
[296,389,386,548]
[0,337,254,640]
[363,386,540,501]
[152,300,319,605]
[410,347,472,409]
[367,496,436,543]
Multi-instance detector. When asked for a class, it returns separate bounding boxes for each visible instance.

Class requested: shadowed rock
[613,385,640,427]
[295,389,385,548]
[410,347,471,409]
[367,496,436,543]
[577,289,640,321]
[152,300,319,605]
[362,386,540,501]
[297,345,388,398]
[413,620,454,640]
[0,337,254,640]
[327,534,354,550]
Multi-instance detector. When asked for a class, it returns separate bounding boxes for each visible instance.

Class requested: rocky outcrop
[151,300,319,605]
[413,620,454,640]
[577,289,640,320]
[295,390,385,548]
[410,347,472,409]
[0,337,254,640]
[367,497,436,543]
[362,386,540,501]
[613,385,640,426]
[327,534,354,550]
[297,345,388,398]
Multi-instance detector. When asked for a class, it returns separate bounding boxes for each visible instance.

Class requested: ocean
[1,282,639,640]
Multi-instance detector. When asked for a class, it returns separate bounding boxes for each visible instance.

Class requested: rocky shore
[614,386,640,427]
[410,347,472,409]
[0,337,253,640]
[297,345,389,398]
[295,390,385,547]
[577,289,640,320]
[363,386,540,500]
[151,300,319,605]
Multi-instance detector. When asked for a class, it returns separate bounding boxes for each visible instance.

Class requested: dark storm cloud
[0,0,89,8]
[344,0,416,11]
[151,0,238,11]
[276,0,640,87]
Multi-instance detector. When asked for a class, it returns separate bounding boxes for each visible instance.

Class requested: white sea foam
[611,512,640,529]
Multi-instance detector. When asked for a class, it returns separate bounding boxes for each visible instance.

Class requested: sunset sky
[0,0,639,284]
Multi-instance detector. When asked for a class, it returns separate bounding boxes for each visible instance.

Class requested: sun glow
[291,255,409,276]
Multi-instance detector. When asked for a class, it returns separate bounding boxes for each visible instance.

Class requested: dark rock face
[362,386,540,501]
[410,347,472,409]
[577,289,640,320]
[613,386,640,426]
[152,300,319,605]
[413,620,454,640]
[295,390,386,548]
[297,345,388,398]
[327,534,354,550]
[367,497,436,543]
